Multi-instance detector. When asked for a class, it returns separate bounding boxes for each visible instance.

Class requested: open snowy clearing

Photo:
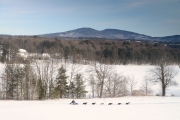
[0,97,180,120]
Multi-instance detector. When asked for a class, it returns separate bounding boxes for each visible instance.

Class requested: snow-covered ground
[0,96,180,120]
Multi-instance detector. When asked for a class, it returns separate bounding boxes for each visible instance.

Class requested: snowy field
[0,97,180,120]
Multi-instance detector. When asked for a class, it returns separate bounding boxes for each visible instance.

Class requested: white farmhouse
[17,49,28,60]
[17,49,51,60]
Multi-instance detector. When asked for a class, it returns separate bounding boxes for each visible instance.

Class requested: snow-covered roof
[19,49,27,53]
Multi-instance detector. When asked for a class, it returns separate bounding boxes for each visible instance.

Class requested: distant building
[17,49,51,60]
[135,41,141,43]
[17,49,28,60]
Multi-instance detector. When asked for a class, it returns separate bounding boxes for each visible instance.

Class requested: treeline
[0,36,180,65]
[0,60,87,100]
[0,59,155,100]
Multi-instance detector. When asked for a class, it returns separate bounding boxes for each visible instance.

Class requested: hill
[154,35,180,42]
[41,28,152,40]
[40,27,180,42]
[1,28,180,42]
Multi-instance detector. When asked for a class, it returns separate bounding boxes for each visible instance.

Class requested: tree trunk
[92,84,94,98]
[100,80,104,98]
[162,85,166,96]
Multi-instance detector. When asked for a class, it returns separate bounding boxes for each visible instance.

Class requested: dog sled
[70,100,78,105]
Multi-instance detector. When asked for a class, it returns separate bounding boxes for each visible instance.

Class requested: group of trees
[102,46,180,65]
[87,63,152,98]
[0,58,178,100]
[89,61,178,97]
[0,60,87,100]
[1,36,180,65]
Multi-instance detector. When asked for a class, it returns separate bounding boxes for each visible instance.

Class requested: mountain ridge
[45,27,152,40]
[40,27,180,42]
[1,28,180,42]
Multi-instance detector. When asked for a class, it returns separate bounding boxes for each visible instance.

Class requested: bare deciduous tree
[149,62,178,96]
[43,59,59,99]
[122,77,128,96]
[34,61,47,99]
[127,75,138,95]
[88,62,114,98]
[140,75,153,96]
[104,73,124,97]
[88,74,96,98]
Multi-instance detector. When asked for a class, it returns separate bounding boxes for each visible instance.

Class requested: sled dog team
[70,100,130,105]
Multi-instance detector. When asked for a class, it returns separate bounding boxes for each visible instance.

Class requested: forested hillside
[0,36,180,65]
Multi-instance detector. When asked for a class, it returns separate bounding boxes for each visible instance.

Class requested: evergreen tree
[74,73,87,98]
[37,79,46,100]
[4,64,16,99]
[3,63,25,100]
[55,65,68,98]
[111,47,118,64]
[14,64,25,100]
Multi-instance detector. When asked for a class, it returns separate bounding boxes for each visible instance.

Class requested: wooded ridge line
[0,36,180,65]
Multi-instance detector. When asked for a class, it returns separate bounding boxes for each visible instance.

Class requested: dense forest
[0,36,180,65]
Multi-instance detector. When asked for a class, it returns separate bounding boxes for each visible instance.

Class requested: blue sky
[0,0,180,37]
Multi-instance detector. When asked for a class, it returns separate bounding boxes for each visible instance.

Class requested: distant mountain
[154,35,180,42]
[0,34,11,37]
[40,28,180,42]
[40,28,152,40]
[100,29,152,40]
[1,28,180,42]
